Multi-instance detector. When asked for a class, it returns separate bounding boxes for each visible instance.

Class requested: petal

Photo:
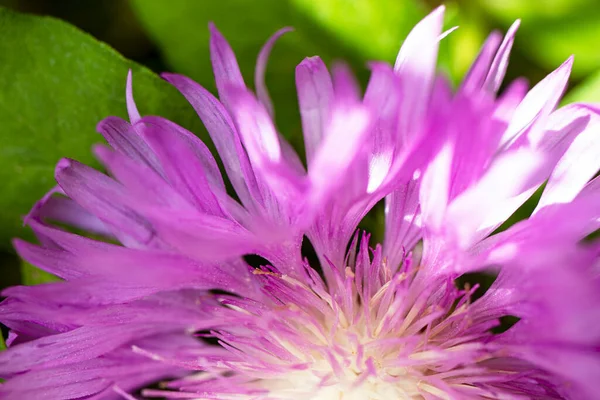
[487,251,600,398]
[492,78,528,123]
[224,85,305,207]
[364,62,402,193]
[501,56,573,148]
[54,158,158,248]
[308,65,370,206]
[460,31,502,94]
[466,105,593,236]
[419,140,453,232]
[138,206,259,264]
[0,353,177,400]
[135,116,227,215]
[96,116,162,174]
[25,215,116,256]
[384,178,422,269]
[394,6,444,141]
[13,239,82,280]
[94,145,194,212]
[255,27,293,118]
[224,85,281,166]
[295,56,333,165]
[209,22,245,104]
[446,148,545,248]
[126,69,141,123]
[0,325,165,375]
[472,194,600,269]
[1,375,110,400]
[447,93,500,199]
[15,235,259,299]
[163,73,261,208]
[27,191,112,238]
[578,174,600,201]
[536,104,600,210]
[483,20,520,94]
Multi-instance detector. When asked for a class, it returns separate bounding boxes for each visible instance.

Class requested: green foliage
[20,260,60,285]
[475,0,600,79]
[0,6,203,253]
[438,4,487,83]
[564,70,600,104]
[289,0,426,61]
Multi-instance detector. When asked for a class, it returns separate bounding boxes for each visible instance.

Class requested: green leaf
[0,332,5,351]
[563,70,600,104]
[20,260,60,286]
[0,7,203,252]
[438,4,488,84]
[475,0,600,78]
[129,0,427,151]
[288,0,426,62]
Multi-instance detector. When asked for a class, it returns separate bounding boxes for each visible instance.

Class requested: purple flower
[1,6,600,399]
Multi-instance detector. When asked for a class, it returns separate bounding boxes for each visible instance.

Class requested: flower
[1,5,600,399]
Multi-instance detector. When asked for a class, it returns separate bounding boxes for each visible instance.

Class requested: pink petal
[94,145,194,212]
[162,73,261,208]
[394,6,445,142]
[0,325,163,375]
[384,178,422,270]
[536,104,600,209]
[255,27,293,118]
[308,65,370,206]
[209,22,245,103]
[54,158,159,248]
[126,69,141,123]
[483,20,520,94]
[135,117,227,215]
[461,32,502,94]
[96,116,162,175]
[295,56,333,164]
[224,85,282,168]
[419,140,453,232]
[447,148,545,247]
[501,56,573,149]
[138,206,259,263]
[28,193,112,238]
[364,62,402,193]
[224,85,305,208]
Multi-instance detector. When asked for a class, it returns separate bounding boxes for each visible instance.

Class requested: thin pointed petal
[163,73,261,207]
[209,22,245,102]
[461,32,502,93]
[126,69,141,123]
[395,6,445,141]
[502,56,573,148]
[484,19,520,93]
[255,27,293,118]
[536,104,600,209]
[295,56,333,165]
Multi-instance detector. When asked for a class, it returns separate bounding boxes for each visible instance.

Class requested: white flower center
[249,274,468,400]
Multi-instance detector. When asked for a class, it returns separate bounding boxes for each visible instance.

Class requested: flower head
[2,6,600,400]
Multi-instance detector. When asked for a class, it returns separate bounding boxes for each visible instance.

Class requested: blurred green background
[1,0,600,289]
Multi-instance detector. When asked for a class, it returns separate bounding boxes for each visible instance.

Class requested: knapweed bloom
[1,6,600,399]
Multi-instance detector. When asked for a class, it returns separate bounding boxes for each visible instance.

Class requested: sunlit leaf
[0,7,203,253]
[20,260,60,286]
[563,70,600,104]
[475,0,600,78]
